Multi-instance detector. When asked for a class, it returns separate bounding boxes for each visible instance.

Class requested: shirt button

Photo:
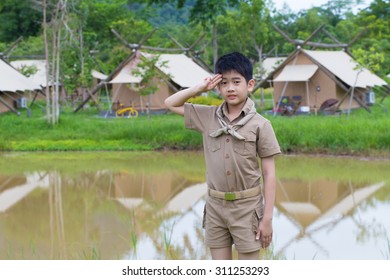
[226,138,230,143]
[226,171,231,176]
[225,154,229,159]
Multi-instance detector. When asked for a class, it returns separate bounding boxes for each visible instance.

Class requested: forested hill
[0,0,388,93]
[128,0,193,26]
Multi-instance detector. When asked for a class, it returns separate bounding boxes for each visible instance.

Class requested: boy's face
[217,70,255,108]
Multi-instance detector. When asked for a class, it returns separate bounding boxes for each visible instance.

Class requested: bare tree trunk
[348,69,362,117]
[212,23,218,70]
[43,0,51,123]
[45,0,66,125]
[55,1,66,121]
[255,44,264,107]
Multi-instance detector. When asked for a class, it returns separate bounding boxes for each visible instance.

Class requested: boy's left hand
[256,218,273,249]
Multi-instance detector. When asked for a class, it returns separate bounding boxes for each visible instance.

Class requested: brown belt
[208,187,261,201]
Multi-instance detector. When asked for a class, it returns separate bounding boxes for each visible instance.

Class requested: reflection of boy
[164,52,281,260]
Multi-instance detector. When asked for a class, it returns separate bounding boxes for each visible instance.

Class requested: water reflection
[0,152,389,260]
[274,179,387,259]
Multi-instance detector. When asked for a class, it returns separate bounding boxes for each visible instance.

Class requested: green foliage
[189,0,239,27]
[352,47,385,73]
[269,99,390,156]
[0,0,389,100]
[355,0,390,76]
[0,0,42,42]
[187,94,223,106]
[1,98,390,156]
[134,55,170,96]
[18,64,38,77]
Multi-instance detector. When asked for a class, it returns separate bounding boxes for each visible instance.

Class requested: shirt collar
[221,98,254,117]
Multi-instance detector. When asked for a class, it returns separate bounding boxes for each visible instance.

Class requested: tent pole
[274,81,288,116]
[306,81,312,115]
[0,94,20,115]
[306,81,311,112]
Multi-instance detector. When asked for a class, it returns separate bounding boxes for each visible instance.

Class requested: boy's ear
[248,79,256,92]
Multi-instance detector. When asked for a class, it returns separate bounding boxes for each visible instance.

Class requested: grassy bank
[1,101,390,156]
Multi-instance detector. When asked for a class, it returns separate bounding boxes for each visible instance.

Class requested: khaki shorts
[202,193,264,253]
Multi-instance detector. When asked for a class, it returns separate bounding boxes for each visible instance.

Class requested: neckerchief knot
[209,99,256,141]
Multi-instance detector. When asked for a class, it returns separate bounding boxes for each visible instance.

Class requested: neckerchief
[209,98,256,140]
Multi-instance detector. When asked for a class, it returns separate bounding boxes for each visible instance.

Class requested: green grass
[269,102,390,156]
[0,105,202,151]
[1,99,390,156]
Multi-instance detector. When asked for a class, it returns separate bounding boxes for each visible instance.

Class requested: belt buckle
[224,192,236,201]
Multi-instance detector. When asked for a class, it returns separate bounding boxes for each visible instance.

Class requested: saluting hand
[197,74,223,92]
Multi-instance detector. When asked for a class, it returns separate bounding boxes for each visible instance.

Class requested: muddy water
[0,152,389,260]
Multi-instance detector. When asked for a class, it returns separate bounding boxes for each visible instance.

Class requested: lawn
[1,99,390,157]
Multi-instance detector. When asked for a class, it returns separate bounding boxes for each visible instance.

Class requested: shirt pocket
[233,130,257,156]
[207,129,221,152]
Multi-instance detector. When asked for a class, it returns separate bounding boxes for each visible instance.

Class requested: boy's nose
[227,82,234,91]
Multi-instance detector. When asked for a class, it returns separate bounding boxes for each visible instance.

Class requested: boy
[164,52,280,260]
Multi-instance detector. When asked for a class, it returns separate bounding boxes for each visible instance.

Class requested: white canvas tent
[152,53,212,88]
[273,64,319,82]
[258,49,388,113]
[93,51,212,112]
[0,58,39,92]
[91,69,108,81]
[0,58,40,114]
[10,59,49,88]
[304,50,387,88]
[260,57,286,78]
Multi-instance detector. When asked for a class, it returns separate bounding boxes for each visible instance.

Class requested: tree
[42,0,67,125]
[133,55,170,117]
[347,47,385,116]
[188,0,239,67]
[355,0,390,76]
[0,0,43,42]
[140,0,239,67]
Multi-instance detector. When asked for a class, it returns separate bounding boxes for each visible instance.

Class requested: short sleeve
[184,103,215,133]
[257,121,281,158]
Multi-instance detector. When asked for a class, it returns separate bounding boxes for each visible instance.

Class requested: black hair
[214,52,253,83]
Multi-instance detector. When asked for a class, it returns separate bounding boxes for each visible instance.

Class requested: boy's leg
[238,250,260,260]
[210,247,232,260]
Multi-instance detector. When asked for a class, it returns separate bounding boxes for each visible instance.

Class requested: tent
[10,59,49,88]
[257,49,388,114]
[93,51,212,112]
[259,57,286,79]
[0,58,40,114]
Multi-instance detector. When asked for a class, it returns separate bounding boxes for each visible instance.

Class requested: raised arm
[164,74,222,115]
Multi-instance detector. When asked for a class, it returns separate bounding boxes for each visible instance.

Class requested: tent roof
[10,60,49,87]
[0,59,40,92]
[261,57,286,78]
[103,52,211,88]
[154,53,211,88]
[109,63,143,84]
[91,69,108,80]
[274,64,318,82]
[303,50,387,88]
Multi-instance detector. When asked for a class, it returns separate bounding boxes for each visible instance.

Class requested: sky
[272,0,373,12]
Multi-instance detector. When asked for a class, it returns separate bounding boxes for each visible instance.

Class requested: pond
[0,151,389,260]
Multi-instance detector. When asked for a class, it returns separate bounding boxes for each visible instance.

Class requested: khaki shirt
[184,98,281,193]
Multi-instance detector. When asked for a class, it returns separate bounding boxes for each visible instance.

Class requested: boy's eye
[220,81,227,85]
